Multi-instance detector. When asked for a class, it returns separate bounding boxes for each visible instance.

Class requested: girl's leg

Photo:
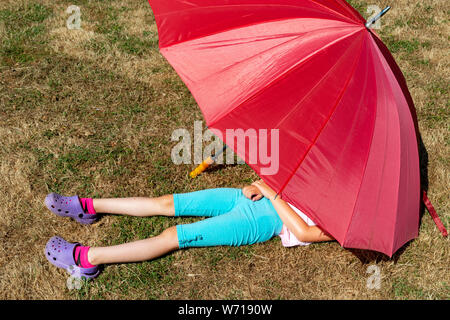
[77,189,242,266]
[92,194,175,217]
[89,188,240,218]
[173,188,241,218]
[88,226,179,265]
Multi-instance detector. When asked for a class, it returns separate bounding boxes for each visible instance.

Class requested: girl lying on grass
[44,179,334,279]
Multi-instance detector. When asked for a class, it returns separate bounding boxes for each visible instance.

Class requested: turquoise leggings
[174,188,283,248]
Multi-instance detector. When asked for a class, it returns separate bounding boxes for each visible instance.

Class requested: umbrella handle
[189,146,227,178]
[189,157,215,178]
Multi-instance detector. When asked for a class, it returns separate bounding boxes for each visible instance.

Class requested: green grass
[392,278,429,299]
[0,3,52,65]
[92,5,158,56]
[384,38,422,54]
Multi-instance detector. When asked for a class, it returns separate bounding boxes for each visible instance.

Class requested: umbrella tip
[365,6,391,29]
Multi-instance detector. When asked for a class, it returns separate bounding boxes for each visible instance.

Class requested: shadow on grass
[349,241,411,264]
[201,163,238,174]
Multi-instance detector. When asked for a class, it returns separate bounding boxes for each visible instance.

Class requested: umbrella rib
[275,29,366,198]
[208,27,363,127]
[343,34,402,255]
[367,82,390,253]
[197,23,351,86]
[306,0,360,25]
[273,28,361,132]
[158,3,359,48]
[373,36,404,255]
[342,36,379,249]
[318,0,365,23]
[197,30,307,80]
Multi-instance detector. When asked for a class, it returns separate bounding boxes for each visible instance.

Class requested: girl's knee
[157,194,175,215]
[160,226,179,248]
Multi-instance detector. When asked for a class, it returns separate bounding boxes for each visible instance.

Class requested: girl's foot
[45,193,98,224]
[44,236,101,279]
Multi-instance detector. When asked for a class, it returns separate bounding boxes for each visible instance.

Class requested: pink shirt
[278,203,316,247]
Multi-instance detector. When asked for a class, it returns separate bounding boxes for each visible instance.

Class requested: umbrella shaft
[365,6,391,28]
[211,145,227,161]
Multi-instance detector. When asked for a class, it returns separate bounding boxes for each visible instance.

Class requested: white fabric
[278,203,316,247]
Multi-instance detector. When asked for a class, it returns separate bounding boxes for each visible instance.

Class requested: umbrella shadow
[417,133,429,223]
[348,240,412,264]
[349,134,429,265]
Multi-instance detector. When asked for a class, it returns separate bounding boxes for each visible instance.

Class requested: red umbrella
[147,0,446,256]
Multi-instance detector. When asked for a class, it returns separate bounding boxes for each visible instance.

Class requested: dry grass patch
[47,1,168,90]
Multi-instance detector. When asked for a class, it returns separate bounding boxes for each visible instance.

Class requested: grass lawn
[0,0,448,299]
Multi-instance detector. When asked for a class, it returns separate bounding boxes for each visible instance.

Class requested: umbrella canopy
[147,0,421,257]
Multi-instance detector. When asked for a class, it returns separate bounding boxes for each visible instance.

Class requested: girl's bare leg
[88,226,179,265]
[87,195,178,264]
[92,194,175,217]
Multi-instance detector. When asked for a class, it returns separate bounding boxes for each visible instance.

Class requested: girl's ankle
[79,198,97,215]
[74,246,97,268]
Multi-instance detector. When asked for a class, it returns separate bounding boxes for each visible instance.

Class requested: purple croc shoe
[45,236,101,279]
[45,193,98,224]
